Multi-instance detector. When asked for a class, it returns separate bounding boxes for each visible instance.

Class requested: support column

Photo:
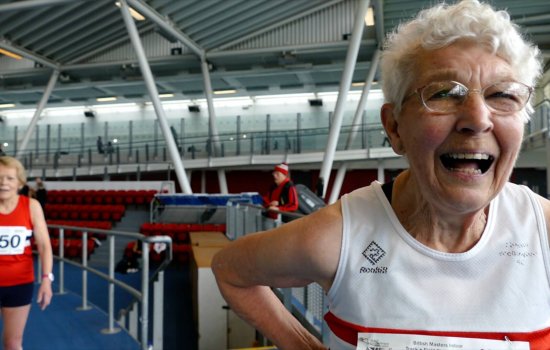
[201,58,221,156]
[377,161,385,183]
[217,169,228,194]
[201,57,227,193]
[328,163,348,204]
[201,171,206,193]
[119,0,191,193]
[345,48,381,149]
[17,69,59,157]
[318,0,370,198]
[329,48,381,204]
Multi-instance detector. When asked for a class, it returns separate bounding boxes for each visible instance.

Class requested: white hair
[380,0,542,121]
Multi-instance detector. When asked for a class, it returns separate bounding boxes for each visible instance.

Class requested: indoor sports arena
[0,1,549,350]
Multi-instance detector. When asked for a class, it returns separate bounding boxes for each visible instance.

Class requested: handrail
[44,224,172,350]
[11,121,388,176]
[2,99,549,176]
[224,200,327,342]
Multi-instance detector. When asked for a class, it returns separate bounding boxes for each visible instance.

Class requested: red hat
[273,163,289,176]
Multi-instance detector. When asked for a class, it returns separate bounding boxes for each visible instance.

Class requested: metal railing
[523,99,550,151]
[2,98,549,177]
[11,122,388,176]
[225,201,328,343]
[40,224,172,350]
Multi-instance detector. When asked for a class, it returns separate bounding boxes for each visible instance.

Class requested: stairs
[89,208,150,268]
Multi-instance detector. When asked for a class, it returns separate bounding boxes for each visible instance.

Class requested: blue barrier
[154,193,263,206]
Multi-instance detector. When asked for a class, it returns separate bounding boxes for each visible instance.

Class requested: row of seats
[139,223,226,243]
[48,189,157,206]
[45,204,125,222]
[52,238,96,258]
[33,238,96,258]
[47,220,113,239]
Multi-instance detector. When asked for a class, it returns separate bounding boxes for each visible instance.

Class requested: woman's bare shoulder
[277,201,343,289]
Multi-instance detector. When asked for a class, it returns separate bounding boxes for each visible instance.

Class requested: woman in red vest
[0,156,53,350]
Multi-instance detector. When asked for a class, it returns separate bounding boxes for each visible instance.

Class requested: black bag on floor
[296,184,325,215]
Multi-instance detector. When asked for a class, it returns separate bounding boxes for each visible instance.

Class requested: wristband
[42,273,54,282]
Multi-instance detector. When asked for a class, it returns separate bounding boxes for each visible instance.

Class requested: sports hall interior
[0,1,550,349]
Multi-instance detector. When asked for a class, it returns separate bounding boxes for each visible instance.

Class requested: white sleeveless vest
[326,182,550,350]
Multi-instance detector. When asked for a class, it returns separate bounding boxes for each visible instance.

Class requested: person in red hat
[263,163,298,218]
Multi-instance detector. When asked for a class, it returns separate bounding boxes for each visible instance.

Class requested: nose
[455,91,494,134]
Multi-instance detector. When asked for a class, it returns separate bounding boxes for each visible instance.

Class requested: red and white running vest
[325,182,550,350]
[0,195,34,286]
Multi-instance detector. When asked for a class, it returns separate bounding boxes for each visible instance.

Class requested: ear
[381,103,405,155]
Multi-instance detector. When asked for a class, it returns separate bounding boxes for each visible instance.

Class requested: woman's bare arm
[212,202,343,349]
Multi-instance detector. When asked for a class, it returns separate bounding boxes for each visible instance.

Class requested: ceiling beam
[514,13,550,24]
[0,39,59,69]
[127,0,204,58]
[0,0,84,12]
[58,39,374,71]
[373,0,385,46]
[11,2,82,40]
[211,0,347,52]
[207,39,376,58]
[65,23,156,65]
[28,2,112,50]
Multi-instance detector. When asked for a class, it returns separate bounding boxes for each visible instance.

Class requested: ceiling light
[0,103,15,108]
[0,48,22,60]
[351,82,365,87]
[213,89,237,95]
[364,7,375,26]
[96,97,117,102]
[159,93,174,98]
[115,2,146,21]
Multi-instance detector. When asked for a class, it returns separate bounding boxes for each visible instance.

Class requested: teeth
[446,153,489,160]
[449,168,482,175]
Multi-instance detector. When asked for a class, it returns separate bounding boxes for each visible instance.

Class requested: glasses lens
[421,81,467,113]
[483,82,531,113]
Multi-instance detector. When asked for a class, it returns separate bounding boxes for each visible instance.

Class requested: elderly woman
[0,156,53,350]
[212,1,549,349]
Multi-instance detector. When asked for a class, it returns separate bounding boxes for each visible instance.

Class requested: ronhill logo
[360,241,388,274]
[362,241,386,265]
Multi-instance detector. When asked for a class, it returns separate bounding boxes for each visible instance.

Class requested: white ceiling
[0,0,549,109]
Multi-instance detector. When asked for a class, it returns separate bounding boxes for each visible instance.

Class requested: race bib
[357,333,530,350]
[0,227,31,255]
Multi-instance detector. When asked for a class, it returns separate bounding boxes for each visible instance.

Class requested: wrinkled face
[272,171,287,185]
[383,41,524,215]
[0,165,21,200]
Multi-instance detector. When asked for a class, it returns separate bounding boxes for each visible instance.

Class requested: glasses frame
[405,80,534,115]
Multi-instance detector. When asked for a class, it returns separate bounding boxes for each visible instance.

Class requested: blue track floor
[0,261,195,350]
[23,288,140,350]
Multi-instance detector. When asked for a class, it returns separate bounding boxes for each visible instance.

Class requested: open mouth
[440,153,494,175]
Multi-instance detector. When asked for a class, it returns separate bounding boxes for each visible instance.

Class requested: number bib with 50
[0,227,30,255]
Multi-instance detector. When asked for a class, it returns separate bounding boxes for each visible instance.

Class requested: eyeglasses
[406,80,533,115]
